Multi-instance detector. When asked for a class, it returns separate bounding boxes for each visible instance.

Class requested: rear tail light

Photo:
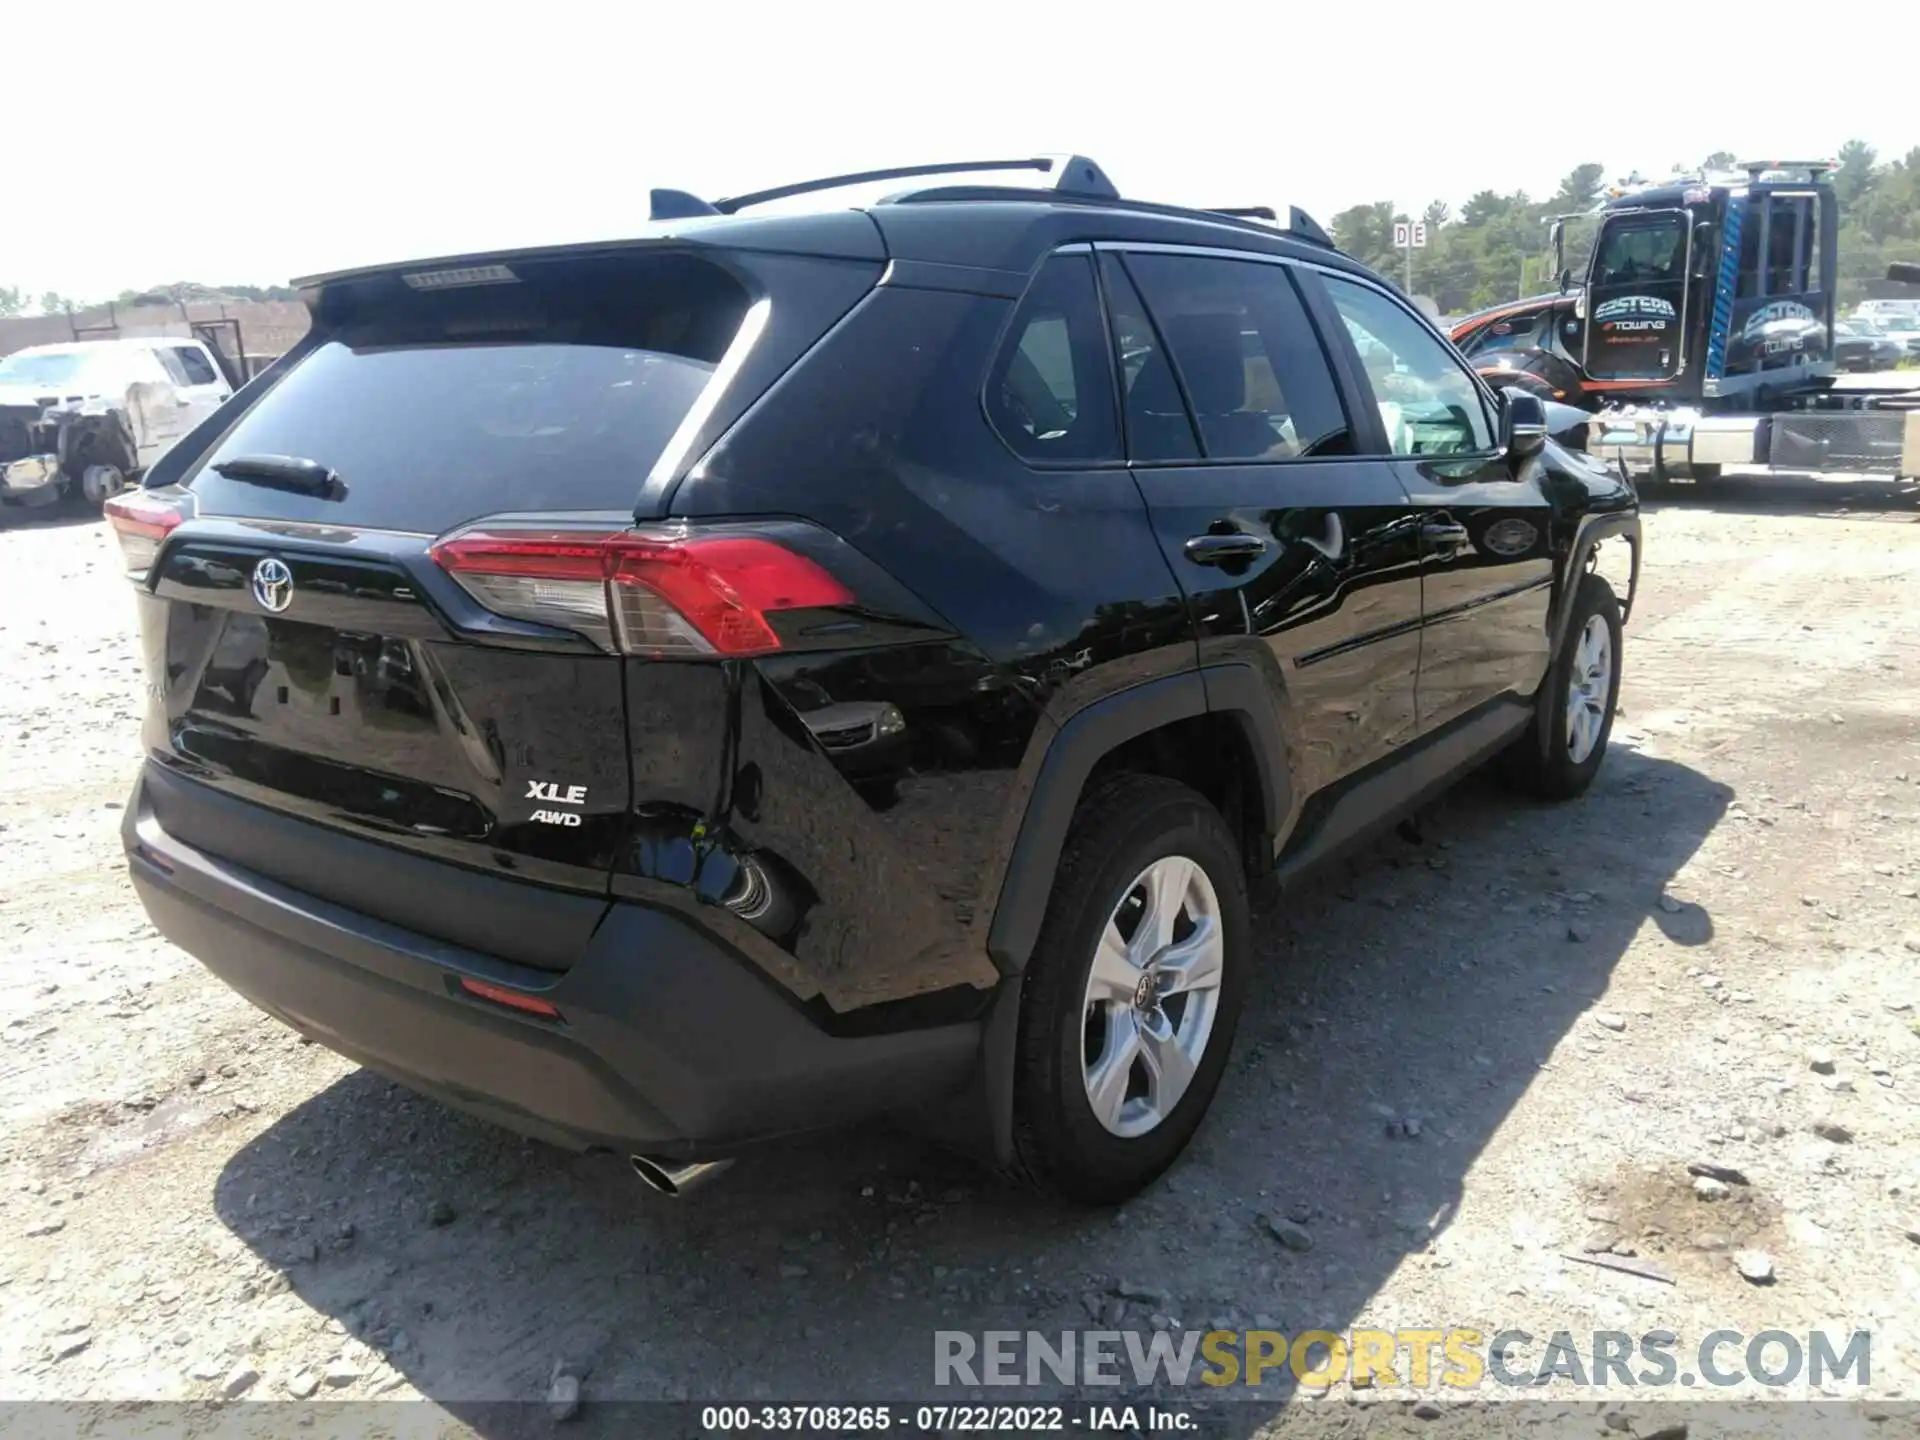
[103,490,191,579]
[429,528,854,657]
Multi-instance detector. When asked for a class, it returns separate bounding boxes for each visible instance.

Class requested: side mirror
[1501,387,1548,459]
[1557,267,1572,292]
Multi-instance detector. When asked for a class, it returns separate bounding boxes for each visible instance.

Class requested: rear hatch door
[123,239,879,969]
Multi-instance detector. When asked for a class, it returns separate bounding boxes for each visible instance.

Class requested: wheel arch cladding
[985,666,1289,975]
[1553,513,1640,652]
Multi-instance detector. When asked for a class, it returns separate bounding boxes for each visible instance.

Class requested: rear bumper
[123,766,980,1158]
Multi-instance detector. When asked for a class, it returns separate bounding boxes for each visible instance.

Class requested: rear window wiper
[209,454,345,498]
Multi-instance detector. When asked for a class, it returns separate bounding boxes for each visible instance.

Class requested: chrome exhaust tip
[630,1154,734,1197]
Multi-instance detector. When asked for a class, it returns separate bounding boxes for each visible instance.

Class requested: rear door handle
[1183,533,1270,566]
[1421,520,1470,556]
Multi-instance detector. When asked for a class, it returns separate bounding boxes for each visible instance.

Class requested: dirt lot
[2,483,1918,1436]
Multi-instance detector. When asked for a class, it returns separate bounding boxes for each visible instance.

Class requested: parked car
[1873,312,1920,360]
[110,156,1639,1203]
[0,338,233,515]
[1833,318,1904,371]
[1852,298,1920,327]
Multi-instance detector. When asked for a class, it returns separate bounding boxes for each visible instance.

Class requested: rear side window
[984,255,1120,464]
[153,348,193,386]
[1098,255,1200,463]
[171,345,221,385]
[1119,253,1352,462]
[185,253,752,532]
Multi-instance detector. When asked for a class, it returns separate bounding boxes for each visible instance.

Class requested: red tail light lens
[458,976,561,1019]
[103,491,190,578]
[429,528,854,657]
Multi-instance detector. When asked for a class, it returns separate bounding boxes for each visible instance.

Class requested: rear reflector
[103,491,190,578]
[430,528,854,657]
[458,976,561,1018]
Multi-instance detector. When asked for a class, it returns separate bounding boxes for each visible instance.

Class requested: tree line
[0,281,301,319]
[7,142,1917,322]
[1332,141,1920,316]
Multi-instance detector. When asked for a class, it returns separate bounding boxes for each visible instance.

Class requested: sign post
[1394,220,1428,294]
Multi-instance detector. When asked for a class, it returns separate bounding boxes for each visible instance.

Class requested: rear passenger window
[1119,253,1352,462]
[1098,255,1200,462]
[985,255,1120,464]
[153,347,192,386]
[171,346,220,385]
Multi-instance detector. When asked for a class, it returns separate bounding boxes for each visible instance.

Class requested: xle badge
[527,779,587,828]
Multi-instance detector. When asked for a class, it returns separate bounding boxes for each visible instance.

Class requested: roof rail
[1202,205,1336,249]
[697,155,1120,215]
[645,160,1341,254]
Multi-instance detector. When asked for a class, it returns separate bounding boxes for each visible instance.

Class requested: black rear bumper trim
[124,767,980,1157]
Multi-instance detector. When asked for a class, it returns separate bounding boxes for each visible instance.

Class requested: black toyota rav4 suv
[111,156,1639,1203]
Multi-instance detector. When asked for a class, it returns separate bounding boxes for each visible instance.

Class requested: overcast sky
[9,0,1914,300]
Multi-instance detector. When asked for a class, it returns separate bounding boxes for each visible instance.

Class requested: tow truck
[1450,161,1920,483]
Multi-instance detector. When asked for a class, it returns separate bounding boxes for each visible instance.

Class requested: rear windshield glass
[0,349,129,393]
[185,253,752,532]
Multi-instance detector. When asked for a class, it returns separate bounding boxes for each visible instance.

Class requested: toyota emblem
[250,557,294,613]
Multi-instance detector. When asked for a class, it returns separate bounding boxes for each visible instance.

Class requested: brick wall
[0,300,310,365]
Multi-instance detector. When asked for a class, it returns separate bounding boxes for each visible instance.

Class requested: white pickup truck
[0,337,236,514]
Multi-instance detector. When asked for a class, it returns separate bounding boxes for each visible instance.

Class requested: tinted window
[1768,196,1815,294]
[1097,255,1199,462]
[171,345,220,385]
[1121,253,1351,462]
[185,253,751,531]
[1738,196,1819,299]
[984,255,1120,464]
[1321,276,1494,457]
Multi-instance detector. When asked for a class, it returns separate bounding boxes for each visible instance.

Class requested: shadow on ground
[213,745,1731,1437]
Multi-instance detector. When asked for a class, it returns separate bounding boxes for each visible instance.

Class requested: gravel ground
[2,482,1919,1437]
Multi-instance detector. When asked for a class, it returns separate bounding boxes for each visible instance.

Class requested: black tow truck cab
[1451,160,1920,482]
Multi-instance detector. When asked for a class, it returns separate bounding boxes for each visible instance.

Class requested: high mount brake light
[429,529,854,657]
[103,492,189,578]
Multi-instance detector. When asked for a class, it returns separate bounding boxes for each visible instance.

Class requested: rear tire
[1502,572,1622,801]
[79,464,127,508]
[1010,775,1249,1204]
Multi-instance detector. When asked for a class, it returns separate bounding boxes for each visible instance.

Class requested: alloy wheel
[1080,855,1224,1138]
[1566,614,1613,764]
